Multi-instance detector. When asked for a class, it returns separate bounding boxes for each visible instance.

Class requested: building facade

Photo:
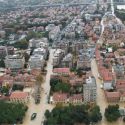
[83,76,97,103]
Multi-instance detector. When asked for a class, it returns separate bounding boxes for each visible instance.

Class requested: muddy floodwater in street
[22,49,55,125]
[91,59,125,125]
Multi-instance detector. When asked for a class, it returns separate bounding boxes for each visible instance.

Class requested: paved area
[22,49,55,125]
[91,59,125,125]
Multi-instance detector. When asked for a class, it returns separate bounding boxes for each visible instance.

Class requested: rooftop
[10,91,29,99]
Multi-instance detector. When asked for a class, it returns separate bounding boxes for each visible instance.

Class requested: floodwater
[91,59,125,125]
[22,49,55,125]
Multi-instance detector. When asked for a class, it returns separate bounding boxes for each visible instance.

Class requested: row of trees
[0,101,28,124]
[44,104,102,125]
[34,74,44,104]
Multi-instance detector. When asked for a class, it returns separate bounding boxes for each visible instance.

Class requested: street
[91,59,125,125]
[22,49,55,125]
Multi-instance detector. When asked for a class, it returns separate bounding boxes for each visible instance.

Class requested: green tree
[24,52,30,62]
[44,104,101,125]
[1,86,9,95]
[12,84,24,91]
[15,38,28,49]
[54,82,71,93]
[0,59,5,68]
[45,110,50,118]
[105,105,120,122]
[0,101,28,124]
[89,105,102,123]
[123,117,125,122]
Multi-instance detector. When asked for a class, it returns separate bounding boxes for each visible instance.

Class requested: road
[22,49,54,125]
[91,59,125,125]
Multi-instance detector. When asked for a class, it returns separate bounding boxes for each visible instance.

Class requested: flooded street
[22,49,55,125]
[91,59,125,125]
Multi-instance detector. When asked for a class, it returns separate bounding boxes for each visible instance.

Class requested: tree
[0,101,28,124]
[12,84,24,91]
[45,110,50,118]
[54,82,71,93]
[75,31,80,39]
[76,69,83,77]
[24,52,30,62]
[0,59,5,68]
[44,104,102,125]
[105,104,120,122]
[1,86,9,95]
[36,74,43,85]
[123,117,125,122]
[15,38,28,49]
[89,105,102,123]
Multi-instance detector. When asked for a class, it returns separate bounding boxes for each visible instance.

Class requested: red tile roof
[53,93,68,102]
[105,91,120,98]
[101,69,113,81]
[53,68,70,74]
[10,91,29,99]
[69,94,83,101]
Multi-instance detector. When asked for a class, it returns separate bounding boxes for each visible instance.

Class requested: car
[100,84,103,89]
[31,113,37,120]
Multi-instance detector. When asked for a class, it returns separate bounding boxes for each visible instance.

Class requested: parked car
[31,113,37,120]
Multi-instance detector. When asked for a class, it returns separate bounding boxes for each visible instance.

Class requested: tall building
[53,49,64,67]
[5,55,25,71]
[83,76,97,103]
[29,54,45,70]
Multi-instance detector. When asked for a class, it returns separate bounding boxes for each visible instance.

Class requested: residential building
[69,94,83,104]
[53,49,64,67]
[29,38,48,48]
[53,68,70,76]
[29,54,45,70]
[45,24,55,31]
[120,92,125,102]
[51,93,83,104]
[61,53,73,68]
[105,91,120,102]
[51,93,68,104]
[83,76,97,103]
[49,26,60,40]
[33,48,47,60]
[9,91,29,103]
[0,46,14,58]
[5,55,25,71]
[101,69,114,90]
[77,54,91,70]
[0,30,5,38]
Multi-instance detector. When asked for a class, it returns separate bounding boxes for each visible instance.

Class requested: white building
[61,53,73,68]
[29,54,45,70]
[53,49,64,67]
[83,76,97,103]
[29,38,48,48]
[45,24,55,31]
[49,26,60,40]
[5,55,25,71]
[33,48,47,59]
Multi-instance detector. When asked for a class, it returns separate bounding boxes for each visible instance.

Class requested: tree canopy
[50,78,71,93]
[105,104,120,122]
[0,101,28,124]
[44,104,102,125]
